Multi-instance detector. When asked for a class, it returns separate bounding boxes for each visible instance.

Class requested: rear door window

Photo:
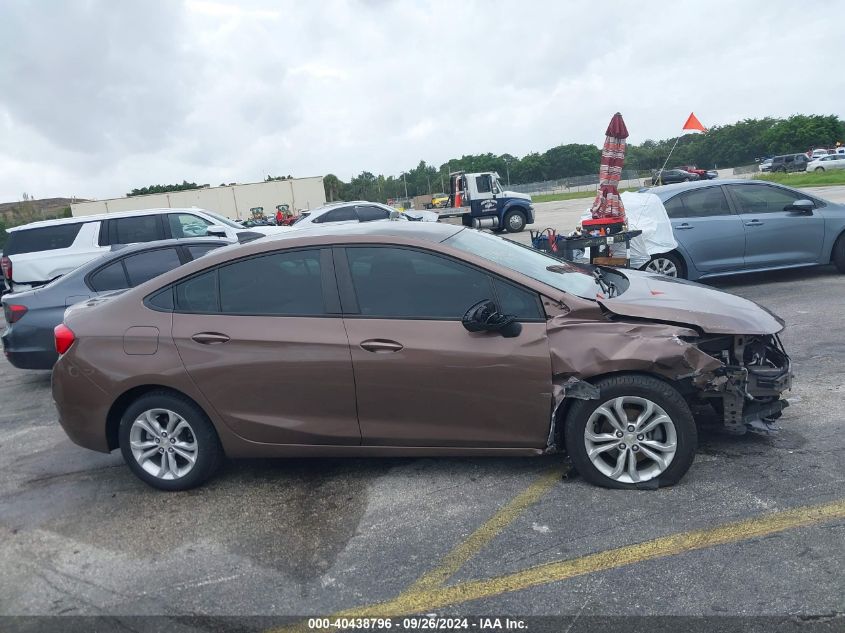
[218,250,325,315]
[123,248,183,286]
[4,223,84,256]
[111,215,162,244]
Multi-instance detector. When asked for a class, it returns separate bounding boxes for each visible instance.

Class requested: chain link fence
[732,164,760,175]
[508,170,648,196]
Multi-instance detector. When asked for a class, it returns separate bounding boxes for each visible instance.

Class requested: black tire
[119,390,223,491]
[832,233,845,273]
[503,209,527,233]
[641,251,686,279]
[563,374,697,489]
[815,167,825,172]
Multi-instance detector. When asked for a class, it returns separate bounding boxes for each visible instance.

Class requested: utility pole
[402,172,408,198]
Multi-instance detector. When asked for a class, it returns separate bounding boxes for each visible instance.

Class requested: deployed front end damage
[692,333,792,435]
[545,314,792,450]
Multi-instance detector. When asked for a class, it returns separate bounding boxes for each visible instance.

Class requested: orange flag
[683,112,707,133]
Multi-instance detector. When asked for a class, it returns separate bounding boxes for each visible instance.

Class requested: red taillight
[1,256,12,281]
[54,324,76,355]
[5,304,28,324]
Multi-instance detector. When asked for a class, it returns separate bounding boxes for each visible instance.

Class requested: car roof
[262,217,464,244]
[71,238,229,276]
[645,178,832,203]
[4,238,229,299]
[6,207,222,232]
[308,200,391,212]
[646,178,782,198]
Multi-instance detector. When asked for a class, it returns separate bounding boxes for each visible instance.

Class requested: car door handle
[675,223,694,230]
[191,332,230,345]
[744,220,764,226]
[360,339,404,353]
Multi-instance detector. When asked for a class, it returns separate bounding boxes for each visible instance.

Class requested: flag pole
[656,134,682,185]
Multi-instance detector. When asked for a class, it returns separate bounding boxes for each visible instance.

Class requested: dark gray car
[641,179,845,280]
[2,238,229,369]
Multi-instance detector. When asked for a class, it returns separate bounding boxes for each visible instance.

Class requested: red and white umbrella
[590,112,629,221]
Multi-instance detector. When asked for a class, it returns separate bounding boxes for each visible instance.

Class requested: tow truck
[438,171,534,233]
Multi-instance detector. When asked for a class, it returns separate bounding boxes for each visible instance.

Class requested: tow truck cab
[449,171,534,233]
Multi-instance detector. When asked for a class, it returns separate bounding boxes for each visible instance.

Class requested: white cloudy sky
[1,0,843,201]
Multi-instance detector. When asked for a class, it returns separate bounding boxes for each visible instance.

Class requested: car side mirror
[206,224,228,237]
[787,199,814,214]
[462,300,522,338]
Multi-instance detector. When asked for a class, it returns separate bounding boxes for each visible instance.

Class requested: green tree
[127,180,201,197]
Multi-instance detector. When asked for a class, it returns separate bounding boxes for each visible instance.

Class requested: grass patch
[756,170,845,188]
[532,187,641,203]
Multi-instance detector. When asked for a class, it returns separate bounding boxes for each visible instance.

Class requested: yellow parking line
[272,498,845,630]
[403,466,566,594]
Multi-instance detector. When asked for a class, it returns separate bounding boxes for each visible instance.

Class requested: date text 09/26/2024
[307,617,527,630]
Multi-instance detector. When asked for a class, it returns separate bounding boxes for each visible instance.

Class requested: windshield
[444,229,600,299]
[292,211,311,225]
[203,211,244,229]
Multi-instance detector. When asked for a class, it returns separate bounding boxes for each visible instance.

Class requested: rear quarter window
[5,223,84,256]
[88,261,129,291]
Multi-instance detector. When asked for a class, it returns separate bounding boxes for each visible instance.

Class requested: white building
[71,176,326,220]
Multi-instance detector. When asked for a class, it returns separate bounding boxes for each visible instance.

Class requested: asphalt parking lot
[1,187,844,630]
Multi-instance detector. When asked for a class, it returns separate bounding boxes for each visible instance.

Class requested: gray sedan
[2,238,229,369]
[642,179,845,280]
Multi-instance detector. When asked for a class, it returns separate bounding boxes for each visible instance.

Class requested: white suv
[2,208,290,293]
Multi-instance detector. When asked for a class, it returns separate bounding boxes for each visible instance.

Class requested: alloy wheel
[583,396,677,484]
[645,257,678,277]
[129,408,198,480]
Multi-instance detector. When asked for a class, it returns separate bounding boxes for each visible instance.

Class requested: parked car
[52,221,791,491]
[2,238,230,369]
[676,165,718,180]
[806,154,845,172]
[292,201,438,228]
[1,208,285,294]
[810,148,833,159]
[430,193,450,209]
[651,169,700,185]
[769,153,810,173]
[759,158,773,172]
[640,179,845,280]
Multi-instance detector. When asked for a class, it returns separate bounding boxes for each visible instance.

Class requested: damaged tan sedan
[52,222,791,491]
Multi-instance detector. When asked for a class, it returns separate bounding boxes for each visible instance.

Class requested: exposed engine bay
[692,333,792,435]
